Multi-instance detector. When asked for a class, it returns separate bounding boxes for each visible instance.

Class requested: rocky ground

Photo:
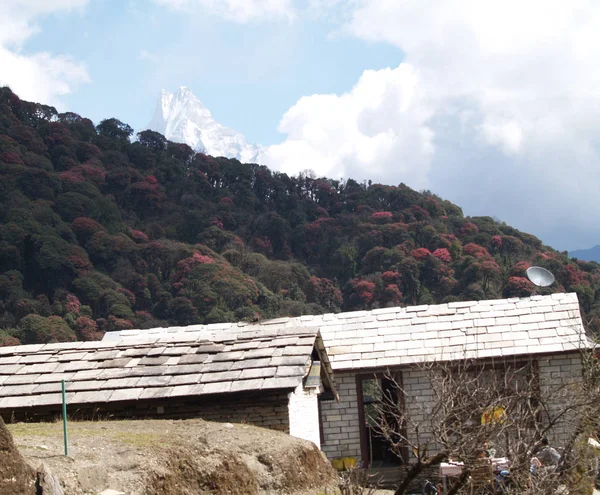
[7,418,338,495]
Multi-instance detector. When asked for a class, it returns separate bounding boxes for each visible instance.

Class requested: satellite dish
[526,266,555,287]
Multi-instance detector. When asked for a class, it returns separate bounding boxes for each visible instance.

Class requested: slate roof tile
[200,371,242,383]
[139,387,174,399]
[230,379,265,392]
[169,374,202,386]
[240,367,277,379]
[110,388,144,402]
[2,294,583,411]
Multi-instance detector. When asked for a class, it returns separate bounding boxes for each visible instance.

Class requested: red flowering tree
[510,261,531,276]
[382,271,401,283]
[307,276,343,311]
[503,277,535,297]
[346,278,377,309]
[71,217,106,244]
[432,248,452,263]
[463,243,489,258]
[74,317,103,341]
[411,247,432,261]
[371,211,393,223]
[381,283,403,306]
[460,221,479,236]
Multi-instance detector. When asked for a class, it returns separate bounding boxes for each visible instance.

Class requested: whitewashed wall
[288,382,322,448]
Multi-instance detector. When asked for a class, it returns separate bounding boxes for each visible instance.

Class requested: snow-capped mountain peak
[148,87,261,163]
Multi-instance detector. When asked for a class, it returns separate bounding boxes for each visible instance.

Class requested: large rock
[36,463,64,495]
[0,416,36,494]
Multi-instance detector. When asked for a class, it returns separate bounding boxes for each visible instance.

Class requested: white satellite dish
[526,266,555,287]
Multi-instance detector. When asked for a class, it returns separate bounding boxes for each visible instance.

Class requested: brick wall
[402,367,440,459]
[1,391,291,433]
[320,371,362,461]
[537,351,583,446]
[319,352,584,464]
[288,382,321,448]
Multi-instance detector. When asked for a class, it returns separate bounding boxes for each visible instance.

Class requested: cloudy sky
[1,0,599,252]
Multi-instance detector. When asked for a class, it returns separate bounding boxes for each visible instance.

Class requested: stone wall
[320,371,362,461]
[320,352,585,464]
[2,391,291,433]
[537,351,583,446]
[288,382,321,448]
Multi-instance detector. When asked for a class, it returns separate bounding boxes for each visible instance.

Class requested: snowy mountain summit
[148,87,261,162]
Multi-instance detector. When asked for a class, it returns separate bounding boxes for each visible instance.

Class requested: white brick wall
[403,367,441,458]
[320,372,362,461]
[537,351,583,446]
[319,352,584,463]
[288,383,321,448]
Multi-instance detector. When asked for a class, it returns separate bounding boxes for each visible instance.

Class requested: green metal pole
[61,379,69,456]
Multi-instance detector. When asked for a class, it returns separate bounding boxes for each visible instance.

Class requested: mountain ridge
[569,245,600,262]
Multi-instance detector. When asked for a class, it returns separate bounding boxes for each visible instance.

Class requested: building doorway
[357,373,408,469]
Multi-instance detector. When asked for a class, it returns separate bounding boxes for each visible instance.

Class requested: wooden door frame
[355,370,409,468]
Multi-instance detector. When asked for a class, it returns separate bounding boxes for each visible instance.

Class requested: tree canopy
[1,85,600,345]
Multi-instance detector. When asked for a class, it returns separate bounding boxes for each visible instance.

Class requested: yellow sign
[481,406,506,425]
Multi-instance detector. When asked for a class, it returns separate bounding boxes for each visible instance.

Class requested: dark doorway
[357,373,408,469]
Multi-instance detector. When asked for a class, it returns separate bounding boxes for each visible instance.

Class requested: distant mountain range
[148,87,262,163]
[569,245,600,262]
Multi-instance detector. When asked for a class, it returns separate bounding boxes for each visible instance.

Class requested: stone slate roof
[0,327,336,410]
[106,293,589,371]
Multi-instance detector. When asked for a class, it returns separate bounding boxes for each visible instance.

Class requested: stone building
[0,292,591,471]
[0,326,337,448]
[316,292,589,468]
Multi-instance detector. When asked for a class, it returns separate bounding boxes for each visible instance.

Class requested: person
[530,437,561,477]
[483,441,497,458]
[534,437,561,469]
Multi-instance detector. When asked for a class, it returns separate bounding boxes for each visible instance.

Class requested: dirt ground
[0,416,36,495]
[7,418,339,495]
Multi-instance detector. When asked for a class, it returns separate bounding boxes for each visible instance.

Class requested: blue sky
[24,1,400,144]
[3,0,600,252]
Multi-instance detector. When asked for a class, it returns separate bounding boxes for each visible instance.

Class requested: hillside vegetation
[1,86,600,345]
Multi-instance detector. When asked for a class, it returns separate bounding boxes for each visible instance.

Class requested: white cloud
[154,0,295,22]
[263,0,600,249]
[0,0,90,106]
[261,64,434,188]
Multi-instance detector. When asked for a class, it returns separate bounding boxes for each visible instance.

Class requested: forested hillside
[1,86,599,346]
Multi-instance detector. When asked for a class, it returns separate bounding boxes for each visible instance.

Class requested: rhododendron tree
[307,276,342,311]
[371,211,393,223]
[74,316,103,341]
[460,222,479,236]
[411,247,432,261]
[71,217,105,244]
[127,228,149,243]
[432,248,451,263]
[503,277,535,298]
[510,261,532,276]
[65,294,81,314]
[381,283,403,306]
[382,271,401,283]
